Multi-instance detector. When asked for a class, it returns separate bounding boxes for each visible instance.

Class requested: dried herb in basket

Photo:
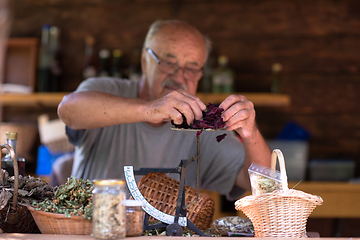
[32,177,93,220]
[0,170,55,209]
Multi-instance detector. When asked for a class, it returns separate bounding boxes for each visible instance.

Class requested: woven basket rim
[238,189,323,202]
[27,206,90,221]
[235,189,323,210]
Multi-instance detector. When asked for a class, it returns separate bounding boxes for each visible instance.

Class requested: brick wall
[7,0,360,236]
[8,0,360,173]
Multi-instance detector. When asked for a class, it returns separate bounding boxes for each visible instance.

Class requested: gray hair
[143,19,212,58]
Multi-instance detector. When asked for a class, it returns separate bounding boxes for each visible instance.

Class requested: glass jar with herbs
[124,199,144,237]
[92,179,127,239]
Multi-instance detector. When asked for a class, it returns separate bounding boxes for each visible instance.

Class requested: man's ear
[141,48,147,74]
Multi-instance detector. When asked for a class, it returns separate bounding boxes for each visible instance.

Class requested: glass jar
[92,179,127,239]
[124,200,144,237]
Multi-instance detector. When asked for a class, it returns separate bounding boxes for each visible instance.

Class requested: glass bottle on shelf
[211,55,234,93]
[82,35,97,80]
[271,63,283,94]
[111,49,123,78]
[200,56,213,93]
[1,132,25,176]
[49,26,61,92]
[97,49,110,77]
[37,24,51,92]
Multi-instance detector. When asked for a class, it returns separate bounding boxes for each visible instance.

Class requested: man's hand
[144,89,207,125]
[219,94,256,139]
[220,94,271,191]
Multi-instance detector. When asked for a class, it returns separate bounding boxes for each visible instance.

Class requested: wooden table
[205,181,360,220]
[0,235,358,240]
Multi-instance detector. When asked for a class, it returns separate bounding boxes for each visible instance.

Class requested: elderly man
[57,19,270,200]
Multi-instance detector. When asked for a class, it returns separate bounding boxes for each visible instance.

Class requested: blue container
[36,145,64,175]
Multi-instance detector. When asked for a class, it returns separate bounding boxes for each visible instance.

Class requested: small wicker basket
[235,149,323,238]
[27,206,92,235]
[137,173,215,230]
[0,144,39,233]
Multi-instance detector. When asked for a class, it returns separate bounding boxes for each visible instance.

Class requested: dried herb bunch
[250,175,282,195]
[143,221,218,237]
[0,169,55,211]
[32,177,93,220]
[213,216,254,236]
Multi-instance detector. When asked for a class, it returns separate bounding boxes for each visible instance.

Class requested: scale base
[143,213,209,236]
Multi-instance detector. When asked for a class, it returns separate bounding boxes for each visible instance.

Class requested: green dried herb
[257,177,281,193]
[32,177,94,220]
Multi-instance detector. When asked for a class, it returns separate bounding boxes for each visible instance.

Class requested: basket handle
[270,149,288,191]
[0,144,19,208]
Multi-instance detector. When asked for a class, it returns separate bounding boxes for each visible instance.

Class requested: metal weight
[166,223,183,236]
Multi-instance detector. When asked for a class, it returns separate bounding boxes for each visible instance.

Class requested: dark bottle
[97,49,111,77]
[82,36,97,80]
[271,63,283,93]
[1,132,25,176]
[111,49,123,78]
[37,24,51,92]
[49,26,61,92]
[200,56,214,93]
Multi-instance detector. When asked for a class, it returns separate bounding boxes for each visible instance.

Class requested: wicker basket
[27,206,92,235]
[0,204,39,233]
[138,173,215,230]
[0,144,39,233]
[235,149,323,238]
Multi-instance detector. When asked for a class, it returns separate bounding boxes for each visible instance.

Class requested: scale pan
[170,127,226,132]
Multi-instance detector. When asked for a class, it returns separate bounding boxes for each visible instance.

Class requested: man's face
[141,28,207,100]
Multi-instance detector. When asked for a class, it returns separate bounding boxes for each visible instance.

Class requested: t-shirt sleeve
[75,77,137,97]
[66,126,85,146]
[64,78,137,145]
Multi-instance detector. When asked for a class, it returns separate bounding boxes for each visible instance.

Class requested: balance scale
[124,128,219,236]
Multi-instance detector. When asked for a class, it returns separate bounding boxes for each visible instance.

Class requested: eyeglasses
[146,48,203,82]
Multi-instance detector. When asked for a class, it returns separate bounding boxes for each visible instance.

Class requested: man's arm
[219,94,271,191]
[57,89,206,130]
[58,91,148,129]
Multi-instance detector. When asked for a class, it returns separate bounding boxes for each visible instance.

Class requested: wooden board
[3,38,38,92]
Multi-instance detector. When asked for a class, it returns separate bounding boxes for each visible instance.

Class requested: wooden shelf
[0,92,290,108]
[196,92,290,107]
[0,92,68,108]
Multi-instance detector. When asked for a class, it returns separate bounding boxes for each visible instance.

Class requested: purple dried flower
[216,133,227,143]
[171,103,227,142]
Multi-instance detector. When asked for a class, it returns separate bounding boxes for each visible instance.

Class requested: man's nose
[172,67,186,83]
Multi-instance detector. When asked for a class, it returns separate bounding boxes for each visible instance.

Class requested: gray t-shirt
[66,77,246,200]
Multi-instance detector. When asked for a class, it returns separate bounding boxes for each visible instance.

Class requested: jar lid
[93,179,125,185]
[6,132,17,140]
[123,200,144,207]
